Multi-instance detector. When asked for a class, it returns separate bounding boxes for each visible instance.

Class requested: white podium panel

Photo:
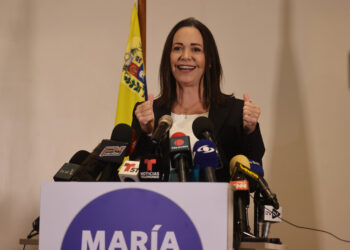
[39,182,234,250]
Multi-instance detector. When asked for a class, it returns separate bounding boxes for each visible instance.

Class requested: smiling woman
[158,18,226,111]
[130,17,265,183]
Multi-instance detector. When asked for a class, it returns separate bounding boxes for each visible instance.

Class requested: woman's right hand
[134,94,155,136]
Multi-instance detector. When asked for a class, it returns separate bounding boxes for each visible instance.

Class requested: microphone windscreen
[111,123,133,143]
[151,115,173,144]
[193,140,219,169]
[69,150,90,164]
[192,116,214,140]
[249,160,264,177]
[159,114,173,127]
[229,155,264,177]
[229,154,250,177]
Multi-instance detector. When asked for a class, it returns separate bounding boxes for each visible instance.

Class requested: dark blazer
[130,96,265,182]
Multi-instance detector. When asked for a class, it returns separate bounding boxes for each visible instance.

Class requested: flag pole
[138,0,146,70]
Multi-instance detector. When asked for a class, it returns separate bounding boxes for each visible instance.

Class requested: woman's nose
[181,47,191,60]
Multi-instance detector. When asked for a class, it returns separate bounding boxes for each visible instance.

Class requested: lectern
[39,182,234,250]
[37,182,287,250]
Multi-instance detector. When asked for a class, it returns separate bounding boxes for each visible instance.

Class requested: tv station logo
[263,205,282,222]
[139,156,162,181]
[230,180,249,191]
[61,189,202,250]
[99,145,127,157]
[118,161,140,182]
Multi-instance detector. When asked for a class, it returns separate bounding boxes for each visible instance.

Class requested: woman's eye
[192,47,202,52]
[173,46,182,51]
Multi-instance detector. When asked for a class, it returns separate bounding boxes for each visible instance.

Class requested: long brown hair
[157,17,229,109]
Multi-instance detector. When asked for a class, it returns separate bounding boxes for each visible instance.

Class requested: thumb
[243,93,250,103]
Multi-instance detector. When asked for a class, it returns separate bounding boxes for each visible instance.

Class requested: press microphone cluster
[71,123,133,182]
[129,115,175,182]
[229,154,282,245]
[230,155,279,209]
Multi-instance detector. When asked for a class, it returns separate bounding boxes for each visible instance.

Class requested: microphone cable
[250,194,350,243]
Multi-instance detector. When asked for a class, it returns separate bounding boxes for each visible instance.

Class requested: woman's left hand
[242,93,260,134]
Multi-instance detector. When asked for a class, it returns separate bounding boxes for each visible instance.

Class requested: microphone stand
[239,189,282,244]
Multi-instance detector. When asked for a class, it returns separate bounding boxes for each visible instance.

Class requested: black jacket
[130,96,265,182]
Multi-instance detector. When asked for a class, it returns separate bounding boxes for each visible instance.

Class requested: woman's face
[170,26,205,87]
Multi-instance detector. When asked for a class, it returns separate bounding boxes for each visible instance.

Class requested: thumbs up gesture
[134,94,155,136]
[242,93,260,134]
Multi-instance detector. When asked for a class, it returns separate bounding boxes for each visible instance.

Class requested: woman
[131,18,264,182]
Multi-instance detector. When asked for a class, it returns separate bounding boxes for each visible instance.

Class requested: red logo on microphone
[230,180,249,191]
[144,159,157,171]
[124,163,136,172]
[174,139,185,146]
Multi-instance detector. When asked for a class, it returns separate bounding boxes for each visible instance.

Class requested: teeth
[178,65,195,70]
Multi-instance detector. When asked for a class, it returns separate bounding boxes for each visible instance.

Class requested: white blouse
[169,112,209,151]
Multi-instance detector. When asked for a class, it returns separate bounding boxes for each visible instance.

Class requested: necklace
[184,109,188,119]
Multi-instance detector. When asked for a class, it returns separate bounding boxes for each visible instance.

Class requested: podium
[39,182,234,250]
[38,182,287,250]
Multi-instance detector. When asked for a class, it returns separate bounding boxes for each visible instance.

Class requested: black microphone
[193,139,218,182]
[151,115,173,144]
[192,116,223,169]
[53,150,90,181]
[72,123,133,181]
[111,123,133,144]
[99,123,133,181]
[169,132,192,182]
[230,155,279,209]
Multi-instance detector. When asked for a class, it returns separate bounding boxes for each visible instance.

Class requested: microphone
[229,155,264,178]
[192,116,215,141]
[193,140,218,182]
[169,132,192,182]
[111,123,133,142]
[192,116,223,168]
[151,115,173,144]
[138,155,162,182]
[230,155,279,209]
[118,160,140,182]
[99,123,134,181]
[72,123,133,181]
[53,150,90,181]
[229,156,251,242]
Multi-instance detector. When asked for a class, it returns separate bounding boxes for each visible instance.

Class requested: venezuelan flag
[115,3,147,126]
